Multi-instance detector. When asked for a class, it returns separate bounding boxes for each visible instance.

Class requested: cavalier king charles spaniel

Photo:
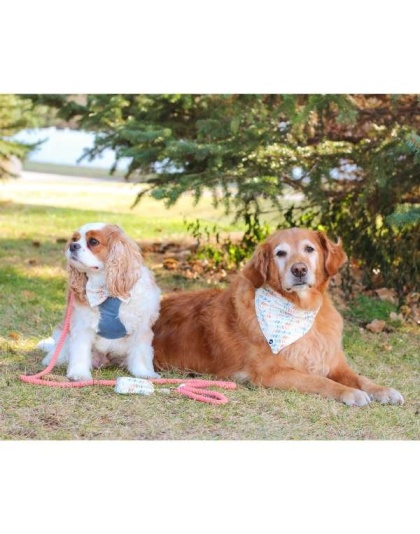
[39,222,161,381]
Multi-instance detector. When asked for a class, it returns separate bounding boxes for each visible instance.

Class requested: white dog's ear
[106,227,143,299]
[317,231,347,276]
[242,242,272,288]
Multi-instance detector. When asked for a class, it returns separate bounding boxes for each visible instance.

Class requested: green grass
[2,170,243,241]
[1,171,419,440]
[345,294,398,325]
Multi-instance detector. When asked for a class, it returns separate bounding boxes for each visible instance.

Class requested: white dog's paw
[340,388,372,407]
[129,363,160,380]
[42,353,52,366]
[66,367,93,382]
[37,337,56,353]
[132,369,161,380]
[370,387,404,405]
[42,351,68,367]
[144,371,161,379]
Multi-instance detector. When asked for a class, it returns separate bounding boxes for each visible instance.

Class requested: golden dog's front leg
[251,365,372,406]
[328,362,404,405]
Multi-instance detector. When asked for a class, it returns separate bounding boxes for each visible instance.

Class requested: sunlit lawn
[2,169,242,241]
[0,170,418,440]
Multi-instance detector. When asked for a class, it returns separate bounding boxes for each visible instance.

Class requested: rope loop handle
[177,385,230,404]
[19,292,237,404]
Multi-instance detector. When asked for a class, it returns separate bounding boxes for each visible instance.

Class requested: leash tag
[114,377,154,395]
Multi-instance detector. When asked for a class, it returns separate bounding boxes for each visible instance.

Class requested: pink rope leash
[19,292,236,405]
[153,378,237,404]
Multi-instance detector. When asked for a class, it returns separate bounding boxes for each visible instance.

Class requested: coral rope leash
[19,292,236,405]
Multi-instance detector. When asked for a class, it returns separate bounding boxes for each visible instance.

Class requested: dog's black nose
[70,242,81,253]
[291,262,308,278]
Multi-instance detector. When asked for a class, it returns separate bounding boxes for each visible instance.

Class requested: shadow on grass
[0,262,67,338]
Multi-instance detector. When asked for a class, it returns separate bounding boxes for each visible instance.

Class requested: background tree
[0,94,51,179]
[26,94,420,296]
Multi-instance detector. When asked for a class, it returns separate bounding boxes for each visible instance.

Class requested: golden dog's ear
[317,231,347,276]
[106,227,143,299]
[242,242,272,288]
[67,264,88,304]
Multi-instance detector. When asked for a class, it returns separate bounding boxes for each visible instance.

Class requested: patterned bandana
[255,286,319,354]
[86,279,131,307]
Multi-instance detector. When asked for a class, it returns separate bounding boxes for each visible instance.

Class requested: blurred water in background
[13,127,130,171]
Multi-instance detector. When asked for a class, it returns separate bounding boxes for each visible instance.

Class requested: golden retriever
[153,228,404,406]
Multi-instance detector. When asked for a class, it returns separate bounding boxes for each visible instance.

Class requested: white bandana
[255,286,319,354]
[86,279,131,307]
[86,279,109,307]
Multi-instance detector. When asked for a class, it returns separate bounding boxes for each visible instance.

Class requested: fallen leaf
[183,270,198,280]
[20,290,36,300]
[406,292,419,304]
[8,332,19,340]
[163,258,180,270]
[389,311,404,322]
[190,261,205,274]
[399,305,412,317]
[376,288,397,304]
[366,319,386,333]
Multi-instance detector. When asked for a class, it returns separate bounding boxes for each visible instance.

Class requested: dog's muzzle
[69,243,81,253]
[290,262,309,286]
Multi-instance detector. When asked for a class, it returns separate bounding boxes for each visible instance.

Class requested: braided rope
[19,292,236,404]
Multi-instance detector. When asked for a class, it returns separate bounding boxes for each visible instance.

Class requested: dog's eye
[276,250,287,258]
[305,245,315,253]
[88,238,99,246]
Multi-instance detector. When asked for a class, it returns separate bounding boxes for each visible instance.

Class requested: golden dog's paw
[370,387,404,405]
[340,388,372,407]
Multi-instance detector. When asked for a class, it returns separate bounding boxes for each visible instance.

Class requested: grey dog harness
[97,297,128,339]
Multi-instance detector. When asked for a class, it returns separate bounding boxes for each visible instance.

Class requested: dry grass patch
[2,331,418,440]
[1,172,418,441]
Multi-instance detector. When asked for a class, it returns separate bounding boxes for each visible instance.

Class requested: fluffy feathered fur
[153,228,404,406]
[39,222,161,381]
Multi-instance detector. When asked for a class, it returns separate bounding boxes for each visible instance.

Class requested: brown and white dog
[39,223,161,381]
[153,228,404,406]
